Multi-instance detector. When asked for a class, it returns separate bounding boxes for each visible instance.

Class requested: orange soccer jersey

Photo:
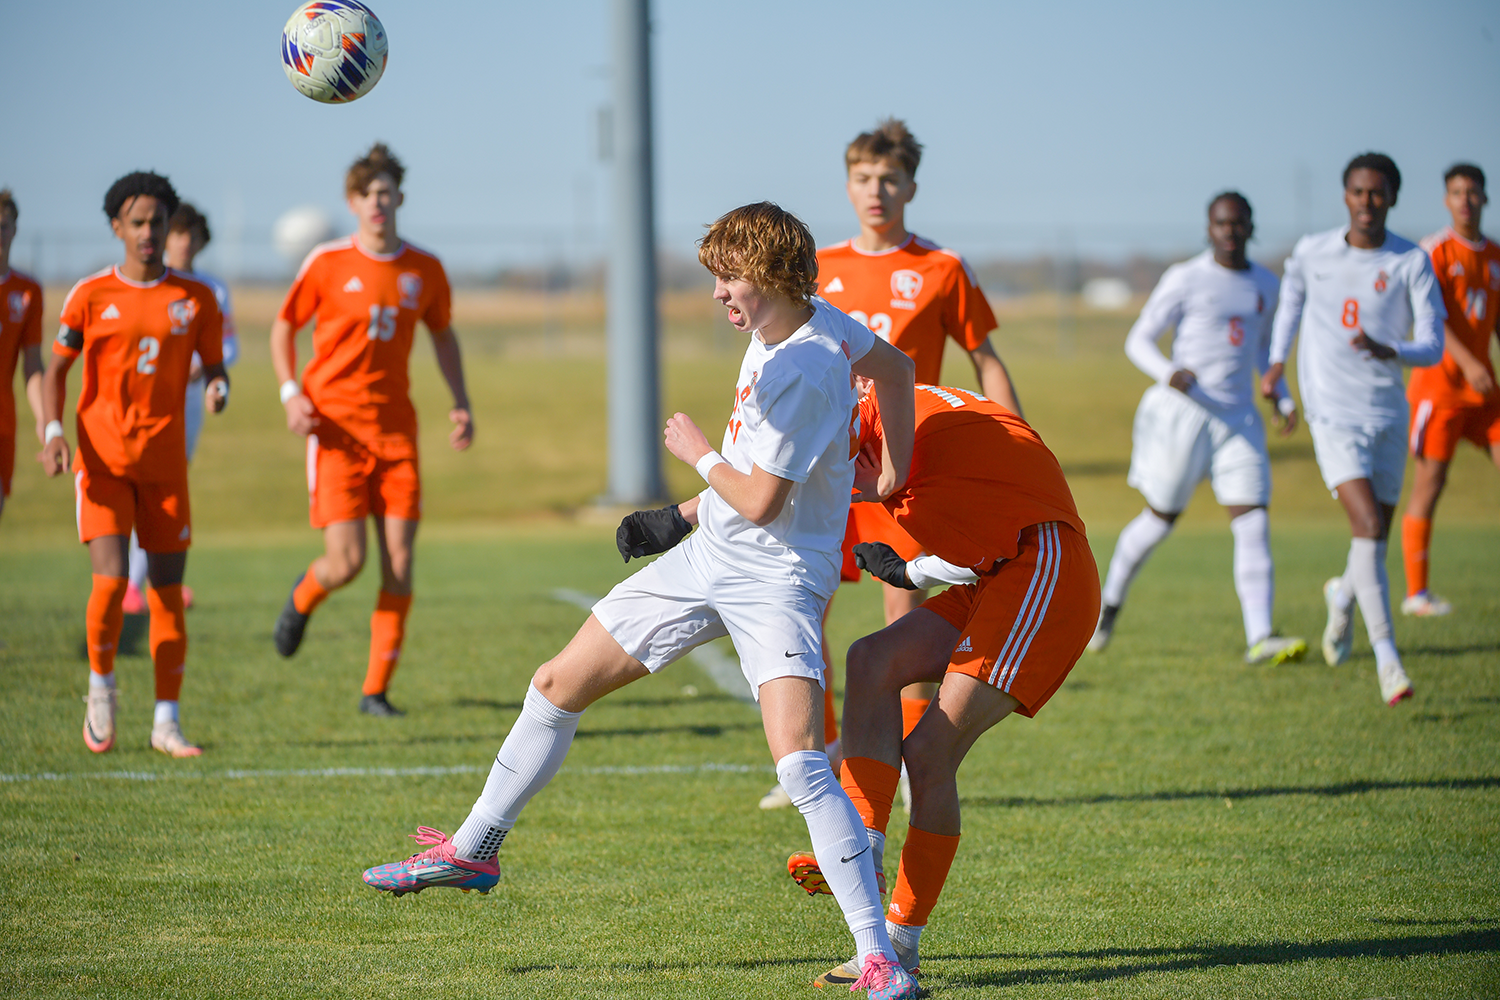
[279,238,452,460]
[1411,229,1500,410]
[1,268,43,495]
[56,267,224,482]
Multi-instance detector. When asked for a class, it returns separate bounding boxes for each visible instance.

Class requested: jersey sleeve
[749,373,845,484]
[1268,243,1307,366]
[193,290,226,367]
[844,311,876,364]
[54,282,88,357]
[1123,267,1184,383]
[941,257,998,351]
[1396,252,1446,367]
[277,255,323,329]
[423,261,453,332]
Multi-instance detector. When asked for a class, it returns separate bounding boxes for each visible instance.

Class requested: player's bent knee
[845,633,902,692]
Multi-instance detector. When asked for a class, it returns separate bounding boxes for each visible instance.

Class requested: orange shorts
[74,465,192,551]
[1409,396,1500,463]
[0,432,13,497]
[306,433,421,528]
[840,501,924,583]
[922,521,1099,718]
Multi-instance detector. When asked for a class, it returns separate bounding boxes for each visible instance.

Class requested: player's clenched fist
[663,412,711,466]
[41,435,70,478]
[448,407,474,450]
[853,541,917,590]
[616,504,693,563]
[284,393,320,435]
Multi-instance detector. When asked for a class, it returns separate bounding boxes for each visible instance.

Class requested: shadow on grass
[285,719,762,749]
[937,926,1500,988]
[961,775,1500,810]
[453,692,745,713]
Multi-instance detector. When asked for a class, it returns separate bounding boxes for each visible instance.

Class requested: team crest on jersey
[398,272,423,310]
[890,269,923,303]
[8,290,30,322]
[1374,270,1388,293]
[168,298,197,335]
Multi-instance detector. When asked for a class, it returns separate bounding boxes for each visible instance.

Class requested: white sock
[887,919,923,954]
[868,827,886,876]
[128,531,148,592]
[452,683,583,862]
[1230,508,1274,646]
[777,749,894,965]
[89,671,115,690]
[154,700,179,725]
[1345,538,1400,667]
[1101,509,1175,608]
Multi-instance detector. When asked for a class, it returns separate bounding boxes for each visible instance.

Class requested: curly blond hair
[697,202,818,306]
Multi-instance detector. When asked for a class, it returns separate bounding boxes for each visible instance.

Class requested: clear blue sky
[2,0,1497,280]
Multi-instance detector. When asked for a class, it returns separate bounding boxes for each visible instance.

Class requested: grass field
[2,295,1497,997]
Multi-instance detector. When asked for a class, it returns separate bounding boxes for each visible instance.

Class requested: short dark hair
[0,188,17,222]
[1208,190,1252,218]
[346,142,405,195]
[103,171,180,221]
[1444,162,1486,191]
[169,202,211,244]
[1342,152,1401,199]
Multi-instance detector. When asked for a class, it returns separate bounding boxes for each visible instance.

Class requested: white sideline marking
[0,762,771,784]
[549,588,756,703]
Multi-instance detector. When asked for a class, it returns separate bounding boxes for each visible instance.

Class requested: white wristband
[279,380,301,404]
[695,451,727,482]
[44,420,65,444]
[1277,396,1296,417]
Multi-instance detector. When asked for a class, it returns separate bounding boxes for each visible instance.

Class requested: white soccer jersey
[1125,250,1283,415]
[694,297,875,599]
[1269,227,1445,429]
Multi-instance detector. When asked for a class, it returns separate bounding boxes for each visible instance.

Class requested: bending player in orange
[0,188,45,523]
[788,382,1097,985]
[40,171,227,757]
[776,118,1023,809]
[1402,163,1499,616]
[270,143,473,717]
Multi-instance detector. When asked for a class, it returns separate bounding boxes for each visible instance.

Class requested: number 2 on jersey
[367,305,398,341]
[1340,298,1360,329]
[137,336,160,374]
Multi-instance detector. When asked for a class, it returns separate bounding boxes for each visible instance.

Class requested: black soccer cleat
[360,692,405,717]
[274,574,311,658]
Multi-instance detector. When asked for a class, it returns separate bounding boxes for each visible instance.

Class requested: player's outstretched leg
[1090,508,1174,651]
[1231,508,1307,666]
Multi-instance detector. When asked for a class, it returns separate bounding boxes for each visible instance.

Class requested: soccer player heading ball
[1090,191,1307,665]
[269,143,473,717]
[41,171,229,757]
[362,202,924,1000]
[1262,153,1445,705]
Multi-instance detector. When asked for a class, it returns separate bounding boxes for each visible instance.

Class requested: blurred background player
[1262,153,1444,706]
[121,202,241,614]
[270,143,473,717]
[760,119,1024,810]
[786,381,1096,986]
[0,188,45,523]
[40,171,228,757]
[1402,163,1499,616]
[1089,192,1307,665]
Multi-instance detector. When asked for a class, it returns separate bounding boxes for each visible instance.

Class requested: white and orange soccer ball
[281,1,388,104]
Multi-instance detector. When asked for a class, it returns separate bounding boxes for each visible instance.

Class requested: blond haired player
[759,119,1022,810]
[1263,153,1444,706]
[41,171,228,757]
[0,188,45,523]
[270,142,473,717]
[1402,163,1499,615]
[362,202,923,1000]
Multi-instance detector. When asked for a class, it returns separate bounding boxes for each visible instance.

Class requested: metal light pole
[605,0,664,504]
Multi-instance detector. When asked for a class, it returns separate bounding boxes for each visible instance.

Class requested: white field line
[0,762,772,784]
[549,588,756,703]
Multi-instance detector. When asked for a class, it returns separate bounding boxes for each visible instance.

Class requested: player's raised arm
[428,325,473,450]
[852,337,915,499]
[663,410,794,526]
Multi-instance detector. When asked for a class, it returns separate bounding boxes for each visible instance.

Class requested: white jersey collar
[848,233,915,258]
[112,265,168,288]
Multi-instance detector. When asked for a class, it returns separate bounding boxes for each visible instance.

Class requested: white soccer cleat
[1321,578,1354,666]
[1377,660,1414,706]
[83,688,117,753]
[151,719,203,758]
[1245,635,1309,666]
[1087,605,1119,653]
[1400,591,1452,617]
[758,782,793,810]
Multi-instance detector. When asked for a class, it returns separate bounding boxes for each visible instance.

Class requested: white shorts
[1308,418,1406,505]
[590,533,827,701]
[1126,385,1270,512]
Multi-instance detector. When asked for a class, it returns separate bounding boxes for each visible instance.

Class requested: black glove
[853,542,917,590]
[616,504,693,562]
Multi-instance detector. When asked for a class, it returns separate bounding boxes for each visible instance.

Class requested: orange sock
[901,697,931,739]
[888,825,962,928]
[86,574,129,677]
[1401,515,1432,597]
[363,591,412,695]
[292,566,331,615]
[147,583,187,702]
[840,756,900,835]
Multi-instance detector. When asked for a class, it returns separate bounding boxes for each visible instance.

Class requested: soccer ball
[281,1,388,104]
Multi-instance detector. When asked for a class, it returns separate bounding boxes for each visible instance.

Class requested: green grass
[2,307,1497,997]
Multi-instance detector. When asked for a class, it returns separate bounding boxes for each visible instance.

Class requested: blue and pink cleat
[362,826,500,897]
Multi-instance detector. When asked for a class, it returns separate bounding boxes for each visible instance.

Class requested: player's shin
[779,749,897,964]
[86,574,129,679]
[888,825,961,941]
[1401,515,1431,597]
[292,566,331,615]
[451,682,583,863]
[147,583,187,703]
[1230,509,1274,646]
[364,591,412,695]
[1101,509,1175,608]
[1345,538,1399,665]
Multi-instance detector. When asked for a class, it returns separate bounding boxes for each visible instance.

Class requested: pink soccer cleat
[363,826,500,897]
[851,953,920,1000]
[122,582,147,616]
